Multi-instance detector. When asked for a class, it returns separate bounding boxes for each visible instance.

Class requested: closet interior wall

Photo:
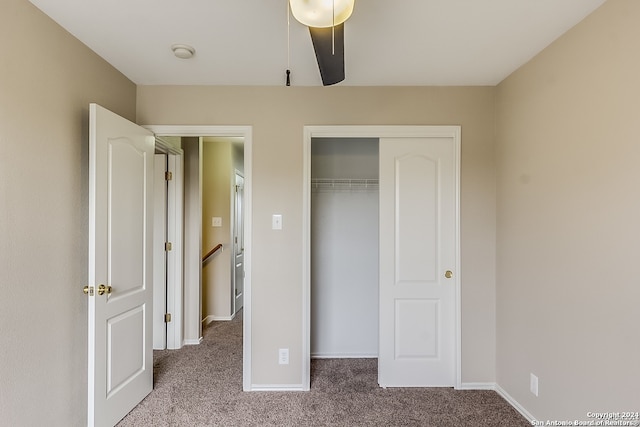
[311,138,379,358]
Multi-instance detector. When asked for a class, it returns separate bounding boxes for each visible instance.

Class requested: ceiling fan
[289,0,355,86]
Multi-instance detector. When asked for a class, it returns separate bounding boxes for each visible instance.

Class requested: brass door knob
[97,284,112,296]
[83,285,93,295]
[445,270,453,279]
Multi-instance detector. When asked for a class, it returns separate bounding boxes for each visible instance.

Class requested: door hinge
[164,313,172,323]
[165,171,173,181]
[165,242,172,251]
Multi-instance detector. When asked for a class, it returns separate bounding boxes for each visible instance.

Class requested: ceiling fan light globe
[290,0,354,28]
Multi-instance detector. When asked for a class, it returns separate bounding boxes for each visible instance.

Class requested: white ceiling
[28,0,606,86]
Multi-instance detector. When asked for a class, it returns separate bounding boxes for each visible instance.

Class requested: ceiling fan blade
[308,23,345,86]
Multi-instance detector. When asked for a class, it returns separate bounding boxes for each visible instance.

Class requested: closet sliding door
[378,136,459,387]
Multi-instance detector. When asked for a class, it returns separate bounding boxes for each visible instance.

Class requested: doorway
[145,125,253,390]
[303,126,461,390]
[310,138,379,359]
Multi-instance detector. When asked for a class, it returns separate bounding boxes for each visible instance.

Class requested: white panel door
[378,136,458,387]
[234,173,245,312]
[88,104,154,426]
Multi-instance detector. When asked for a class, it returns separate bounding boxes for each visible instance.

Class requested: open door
[153,154,168,350]
[378,136,459,387]
[234,172,245,312]
[87,104,154,426]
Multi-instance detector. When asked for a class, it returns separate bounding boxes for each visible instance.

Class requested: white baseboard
[495,384,536,423]
[248,384,305,391]
[184,337,203,346]
[457,382,496,390]
[311,353,378,359]
[202,314,235,325]
[456,382,535,423]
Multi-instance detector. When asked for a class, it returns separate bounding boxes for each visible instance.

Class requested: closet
[310,137,379,358]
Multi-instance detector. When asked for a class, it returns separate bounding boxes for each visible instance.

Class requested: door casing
[302,125,461,390]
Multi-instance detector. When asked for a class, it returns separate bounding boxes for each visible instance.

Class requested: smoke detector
[171,44,195,59]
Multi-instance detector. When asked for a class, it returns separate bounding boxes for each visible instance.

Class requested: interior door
[153,154,168,350]
[234,172,245,312]
[378,136,458,387]
[87,103,154,426]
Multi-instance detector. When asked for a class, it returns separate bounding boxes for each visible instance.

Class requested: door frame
[302,125,461,390]
[154,138,184,350]
[144,125,253,390]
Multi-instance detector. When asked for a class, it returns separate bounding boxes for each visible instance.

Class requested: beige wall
[0,0,136,425]
[137,86,497,386]
[201,138,245,321]
[495,0,640,420]
[202,138,233,319]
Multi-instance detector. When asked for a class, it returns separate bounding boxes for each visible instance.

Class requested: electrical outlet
[530,373,539,397]
[279,348,289,365]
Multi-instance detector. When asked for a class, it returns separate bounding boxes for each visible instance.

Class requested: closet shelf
[311,178,379,192]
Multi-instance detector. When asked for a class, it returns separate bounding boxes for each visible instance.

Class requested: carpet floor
[117,314,529,426]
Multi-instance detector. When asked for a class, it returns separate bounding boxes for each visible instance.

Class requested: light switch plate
[212,217,222,227]
[272,214,283,230]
